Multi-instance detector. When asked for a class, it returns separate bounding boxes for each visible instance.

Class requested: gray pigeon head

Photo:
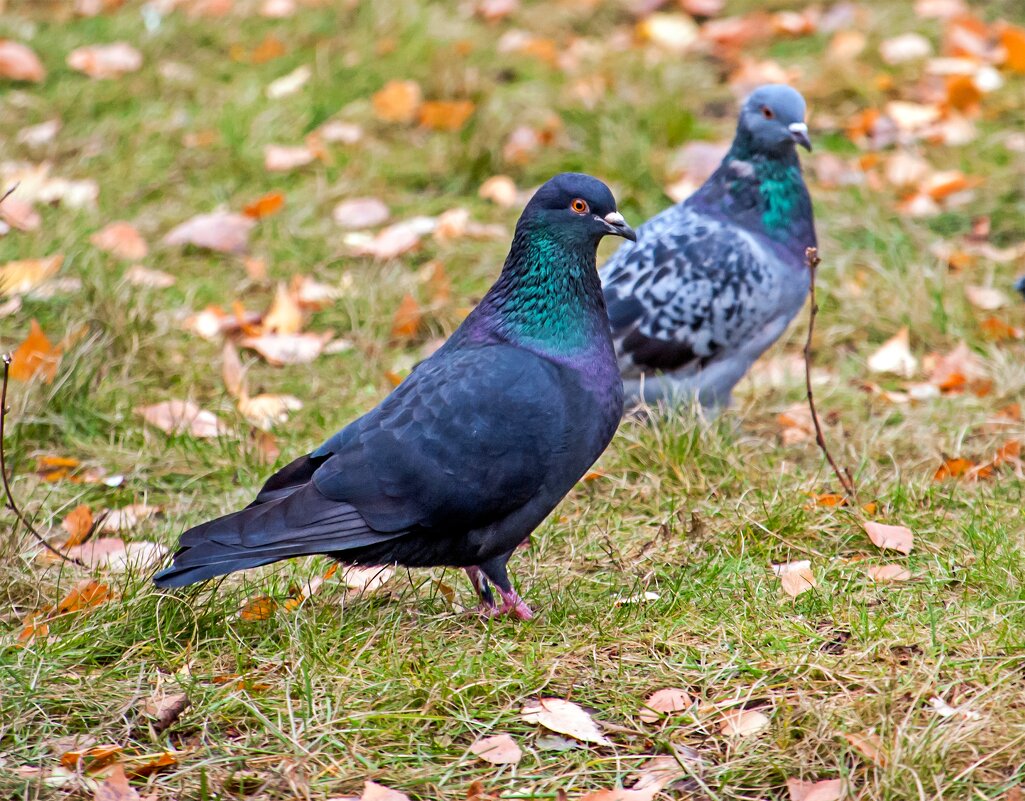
[738,84,811,155]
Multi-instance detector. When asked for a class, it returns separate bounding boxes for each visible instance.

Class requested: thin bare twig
[803,247,858,503]
[0,183,19,207]
[0,354,86,566]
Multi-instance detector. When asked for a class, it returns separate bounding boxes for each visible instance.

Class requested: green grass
[2,0,1025,799]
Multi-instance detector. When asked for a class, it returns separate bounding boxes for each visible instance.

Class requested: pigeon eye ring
[761,105,774,119]
[570,198,589,214]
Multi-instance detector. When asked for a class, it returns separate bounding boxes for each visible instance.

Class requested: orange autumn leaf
[60,744,123,772]
[391,293,423,340]
[56,579,112,615]
[933,457,974,481]
[0,40,47,83]
[61,504,94,547]
[372,79,423,124]
[979,316,1024,341]
[1000,24,1025,72]
[262,282,304,334]
[10,319,61,382]
[243,191,285,219]
[251,34,287,64]
[419,100,475,131]
[994,439,1021,465]
[239,596,277,621]
[810,493,847,507]
[945,75,981,114]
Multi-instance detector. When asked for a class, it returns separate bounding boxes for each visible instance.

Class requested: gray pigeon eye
[761,106,774,119]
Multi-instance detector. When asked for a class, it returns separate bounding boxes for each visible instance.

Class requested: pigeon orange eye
[570,198,589,214]
[761,106,774,119]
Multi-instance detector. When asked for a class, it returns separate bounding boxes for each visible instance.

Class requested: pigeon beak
[601,211,637,242]
[788,122,812,151]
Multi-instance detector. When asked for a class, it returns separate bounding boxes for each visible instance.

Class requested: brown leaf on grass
[293,274,345,309]
[772,561,816,598]
[880,32,932,64]
[163,211,255,254]
[222,341,245,398]
[237,393,303,430]
[99,504,160,533]
[664,141,730,202]
[67,43,142,78]
[141,691,189,734]
[341,565,394,594]
[90,222,148,261]
[124,265,175,289]
[979,316,1024,341]
[348,220,425,259]
[57,579,112,615]
[0,254,63,296]
[64,537,167,571]
[419,100,475,131]
[264,144,316,172]
[478,175,518,208]
[964,285,1009,310]
[372,80,423,123]
[1000,24,1025,72]
[470,733,522,764]
[0,40,46,82]
[61,743,122,773]
[639,688,692,723]
[809,493,847,507]
[0,196,41,231]
[719,709,770,737]
[240,331,333,366]
[239,596,277,621]
[243,190,285,219]
[843,730,886,766]
[263,282,305,334]
[933,457,976,481]
[10,319,61,382]
[61,505,94,547]
[926,341,986,392]
[252,429,280,465]
[361,781,411,801]
[136,400,227,438]
[786,778,843,801]
[124,751,178,778]
[867,327,917,377]
[333,197,389,229]
[636,13,699,55]
[863,521,913,554]
[94,764,140,801]
[521,698,612,746]
[391,294,423,340]
[266,64,310,98]
[866,564,912,582]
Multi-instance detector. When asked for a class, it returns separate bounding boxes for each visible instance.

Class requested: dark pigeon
[602,84,817,410]
[154,173,635,620]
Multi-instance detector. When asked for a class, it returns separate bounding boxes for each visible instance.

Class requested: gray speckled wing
[601,205,808,406]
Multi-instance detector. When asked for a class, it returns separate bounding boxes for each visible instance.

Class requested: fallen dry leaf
[521,698,612,746]
[124,265,175,289]
[843,730,886,766]
[391,293,423,340]
[239,596,277,621]
[862,521,913,554]
[163,211,255,254]
[241,331,333,366]
[639,688,692,723]
[786,778,843,801]
[61,505,94,547]
[263,282,305,334]
[237,393,303,430]
[0,40,46,82]
[0,196,41,231]
[0,254,64,296]
[136,400,227,438]
[264,144,316,172]
[93,764,140,801]
[361,781,411,801]
[341,564,394,594]
[772,560,816,598]
[373,79,423,124]
[65,538,167,571]
[99,504,160,533]
[964,285,1009,311]
[333,197,389,229]
[347,219,429,259]
[419,100,475,131]
[222,341,245,398]
[880,32,932,64]
[926,341,986,392]
[10,319,61,382]
[478,175,518,207]
[266,64,310,99]
[90,222,148,261]
[469,733,522,765]
[67,43,142,79]
[867,327,917,377]
[933,456,975,481]
[243,191,285,219]
[141,691,189,734]
[866,564,912,582]
[57,578,112,615]
[719,709,770,737]
[637,13,699,54]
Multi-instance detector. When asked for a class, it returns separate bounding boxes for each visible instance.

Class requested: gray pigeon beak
[788,122,812,151]
[601,211,636,242]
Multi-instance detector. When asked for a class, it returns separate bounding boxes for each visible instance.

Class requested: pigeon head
[519,173,636,246]
[737,84,811,155]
